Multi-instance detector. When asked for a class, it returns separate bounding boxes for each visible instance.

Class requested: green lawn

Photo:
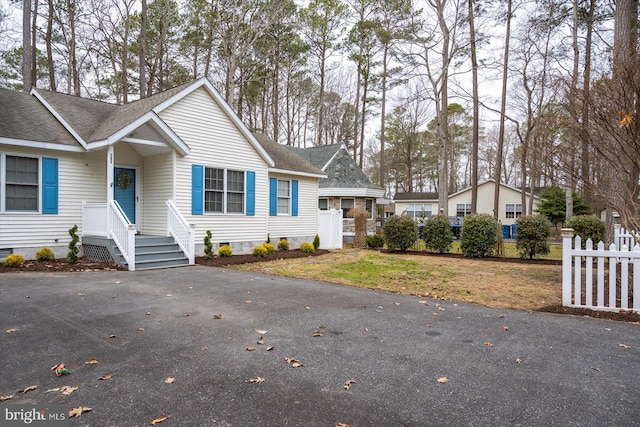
[411,240,563,259]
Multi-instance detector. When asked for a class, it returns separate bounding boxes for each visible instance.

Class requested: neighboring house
[394,179,539,228]
[288,143,385,239]
[0,78,324,269]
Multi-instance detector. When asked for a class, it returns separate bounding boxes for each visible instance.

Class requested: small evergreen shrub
[218,245,233,257]
[566,215,606,248]
[278,239,290,251]
[312,235,320,250]
[253,245,268,257]
[422,215,453,253]
[262,242,275,254]
[383,216,419,252]
[36,247,56,261]
[515,215,551,259]
[4,254,25,267]
[366,234,385,249]
[67,225,79,263]
[300,242,315,253]
[460,214,498,258]
[204,230,214,259]
[266,234,271,244]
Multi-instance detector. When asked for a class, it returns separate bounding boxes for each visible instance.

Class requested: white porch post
[107,145,114,202]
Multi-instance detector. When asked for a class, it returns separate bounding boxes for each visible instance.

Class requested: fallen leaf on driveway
[285,357,303,368]
[484,342,494,347]
[318,324,326,329]
[85,358,99,365]
[343,380,356,390]
[68,406,91,418]
[336,423,350,427]
[245,300,252,304]
[618,343,631,349]
[109,334,117,338]
[18,385,37,393]
[60,386,78,396]
[0,395,14,402]
[257,339,265,345]
[138,327,145,331]
[164,378,175,384]
[266,346,274,351]
[246,346,256,351]
[77,293,86,297]
[312,331,323,337]
[145,311,152,315]
[246,377,265,384]
[502,326,509,331]
[99,374,114,380]
[515,358,522,364]
[256,329,267,335]
[418,300,429,306]
[183,313,191,317]
[437,377,449,383]
[44,388,60,394]
[6,328,19,333]
[149,415,170,425]
[213,314,223,319]
[498,314,504,318]
[438,307,446,311]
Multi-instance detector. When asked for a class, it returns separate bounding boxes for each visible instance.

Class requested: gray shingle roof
[0,88,78,146]
[252,133,324,176]
[34,82,192,142]
[393,192,439,201]
[288,144,383,190]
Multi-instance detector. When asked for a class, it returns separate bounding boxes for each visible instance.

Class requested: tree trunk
[30,0,38,88]
[46,0,56,91]
[22,0,32,92]
[379,45,388,190]
[580,0,594,205]
[493,0,512,220]
[139,0,147,99]
[468,0,479,213]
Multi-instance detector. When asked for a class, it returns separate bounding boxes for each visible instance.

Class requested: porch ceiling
[120,122,175,156]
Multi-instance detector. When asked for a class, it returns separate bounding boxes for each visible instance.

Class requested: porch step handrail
[108,200,136,271]
[166,200,195,265]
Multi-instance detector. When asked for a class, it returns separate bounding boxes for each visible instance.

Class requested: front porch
[81,200,194,271]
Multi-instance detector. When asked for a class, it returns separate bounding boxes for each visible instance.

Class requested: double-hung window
[506,203,522,219]
[203,167,244,214]
[277,179,290,214]
[365,199,374,218]
[5,155,39,211]
[341,198,355,218]
[318,198,328,210]
[406,203,432,218]
[456,203,472,217]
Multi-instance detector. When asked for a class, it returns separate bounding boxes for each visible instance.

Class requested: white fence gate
[318,209,343,250]
[562,226,640,313]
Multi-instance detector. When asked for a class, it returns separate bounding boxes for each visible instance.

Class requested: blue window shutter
[192,164,204,215]
[42,157,58,214]
[246,171,255,216]
[292,179,298,217]
[269,177,277,216]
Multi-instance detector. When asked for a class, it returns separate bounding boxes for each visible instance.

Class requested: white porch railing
[82,201,136,271]
[108,200,136,271]
[166,200,195,265]
[562,228,640,313]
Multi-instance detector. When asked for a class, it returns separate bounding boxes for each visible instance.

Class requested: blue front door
[114,167,136,225]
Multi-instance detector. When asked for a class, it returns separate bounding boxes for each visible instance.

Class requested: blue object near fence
[502,225,511,239]
[511,224,517,239]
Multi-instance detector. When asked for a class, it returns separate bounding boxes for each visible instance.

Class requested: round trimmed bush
[218,245,232,257]
[383,216,419,252]
[4,254,25,267]
[36,247,56,261]
[515,215,551,259]
[460,214,498,258]
[262,242,275,254]
[253,245,268,257]
[566,215,606,248]
[366,234,385,249]
[277,239,290,251]
[422,215,453,253]
[300,242,315,253]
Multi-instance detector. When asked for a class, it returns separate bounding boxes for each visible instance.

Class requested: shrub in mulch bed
[196,249,329,267]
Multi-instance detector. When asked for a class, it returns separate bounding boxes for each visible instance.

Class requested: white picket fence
[562,226,640,313]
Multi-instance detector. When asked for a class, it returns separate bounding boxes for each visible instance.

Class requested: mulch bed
[2,249,638,323]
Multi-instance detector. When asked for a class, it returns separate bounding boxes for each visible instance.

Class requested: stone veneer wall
[324,197,376,235]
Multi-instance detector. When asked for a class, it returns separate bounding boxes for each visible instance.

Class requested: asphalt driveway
[1,267,639,426]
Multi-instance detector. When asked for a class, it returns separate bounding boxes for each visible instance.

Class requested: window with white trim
[277,179,290,214]
[341,198,354,218]
[4,155,39,212]
[456,203,472,217]
[318,198,328,210]
[505,203,522,219]
[366,199,374,218]
[405,203,432,218]
[204,167,244,214]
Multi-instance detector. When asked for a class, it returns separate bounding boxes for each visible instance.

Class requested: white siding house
[0,79,325,267]
[394,180,539,226]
